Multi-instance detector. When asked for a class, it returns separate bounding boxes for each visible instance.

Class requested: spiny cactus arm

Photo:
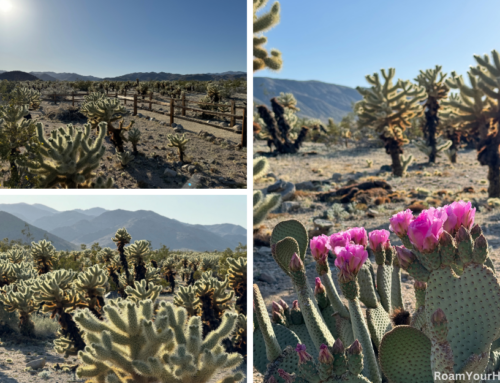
[314,261,349,319]
[253,193,281,227]
[124,280,161,303]
[254,157,270,180]
[254,284,282,362]
[372,247,392,314]
[289,255,335,351]
[391,258,404,311]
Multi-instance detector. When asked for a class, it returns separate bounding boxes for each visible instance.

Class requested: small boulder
[26,358,46,370]
[163,168,177,177]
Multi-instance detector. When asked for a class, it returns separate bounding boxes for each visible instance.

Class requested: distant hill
[30,72,101,81]
[0,71,40,81]
[0,212,78,251]
[32,73,59,81]
[49,210,245,251]
[0,204,245,251]
[254,77,362,123]
[104,71,247,82]
[0,203,58,224]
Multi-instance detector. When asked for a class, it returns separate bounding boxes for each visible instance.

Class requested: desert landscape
[0,200,247,382]
[0,75,247,189]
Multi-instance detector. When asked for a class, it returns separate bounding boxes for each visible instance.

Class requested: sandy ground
[1,91,247,189]
[253,140,500,382]
[0,279,247,382]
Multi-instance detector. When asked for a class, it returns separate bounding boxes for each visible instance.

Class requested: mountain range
[0,204,246,251]
[0,70,246,82]
[254,77,362,123]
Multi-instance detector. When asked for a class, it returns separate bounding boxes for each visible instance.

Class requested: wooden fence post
[181,93,186,116]
[241,107,247,148]
[133,95,137,116]
[72,94,75,107]
[149,93,153,111]
[124,89,127,105]
[170,98,174,126]
[230,100,235,127]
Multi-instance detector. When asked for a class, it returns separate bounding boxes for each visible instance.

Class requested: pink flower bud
[346,227,368,247]
[389,209,414,237]
[310,235,330,264]
[272,301,283,315]
[407,207,447,253]
[278,369,296,383]
[292,300,299,310]
[394,246,416,269]
[289,253,303,272]
[268,376,277,383]
[347,340,362,355]
[334,244,368,283]
[443,201,476,235]
[329,231,351,253]
[314,277,326,295]
[278,299,289,311]
[368,229,391,252]
[295,344,313,364]
[332,338,344,354]
[318,344,334,364]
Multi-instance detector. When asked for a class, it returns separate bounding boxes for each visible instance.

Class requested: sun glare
[0,0,13,13]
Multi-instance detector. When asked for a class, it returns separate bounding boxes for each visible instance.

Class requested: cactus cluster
[254,200,500,382]
[253,0,282,72]
[167,133,189,162]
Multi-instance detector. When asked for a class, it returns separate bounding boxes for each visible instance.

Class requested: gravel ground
[253,140,500,382]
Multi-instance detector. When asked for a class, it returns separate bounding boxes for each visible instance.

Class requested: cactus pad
[366,303,392,350]
[273,237,300,276]
[425,264,500,372]
[271,220,308,260]
[379,326,433,383]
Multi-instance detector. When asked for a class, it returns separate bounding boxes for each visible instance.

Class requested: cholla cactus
[256,98,309,154]
[24,122,113,188]
[253,159,281,228]
[11,87,41,110]
[31,240,56,275]
[125,239,150,282]
[0,285,37,336]
[127,127,141,154]
[73,265,108,320]
[0,103,38,185]
[253,0,282,72]
[74,300,245,383]
[167,133,189,162]
[415,66,450,163]
[356,68,426,176]
[174,285,201,317]
[414,137,452,160]
[124,279,162,304]
[116,150,134,166]
[98,248,120,289]
[227,257,247,315]
[80,97,132,152]
[162,258,177,294]
[7,247,28,264]
[444,49,500,197]
[32,269,87,356]
[112,228,132,284]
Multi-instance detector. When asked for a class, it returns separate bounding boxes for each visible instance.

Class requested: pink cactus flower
[278,369,296,383]
[271,301,283,314]
[443,201,476,234]
[295,344,313,364]
[318,344,334,364]
[314,277,326,295]
[334,244,368,283]
[328,231,351,253]
[310,235,330,265]
[394,246,416,269]
[347,227,368,247]
[289,253,303,272]
[407,207,447,253]
[368,229,391,252]
[389,209,414,237]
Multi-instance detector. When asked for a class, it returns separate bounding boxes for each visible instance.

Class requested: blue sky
[0,195,247,228]
[256,0,500,88]
[0,0,246,77]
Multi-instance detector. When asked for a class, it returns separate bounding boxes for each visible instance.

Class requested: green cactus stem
[253,0,282,72]
[167,133,189,162]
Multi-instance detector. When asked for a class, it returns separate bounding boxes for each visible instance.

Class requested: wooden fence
[41,91,247,147]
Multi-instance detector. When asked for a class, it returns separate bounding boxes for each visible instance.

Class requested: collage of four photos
[1,0,500,382]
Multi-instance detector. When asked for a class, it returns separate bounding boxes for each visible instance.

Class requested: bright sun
[0,0,13,13]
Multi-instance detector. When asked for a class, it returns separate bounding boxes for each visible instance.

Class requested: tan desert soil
[253,140,499,382]
[0,281,247,382]
[1,91,247,189]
